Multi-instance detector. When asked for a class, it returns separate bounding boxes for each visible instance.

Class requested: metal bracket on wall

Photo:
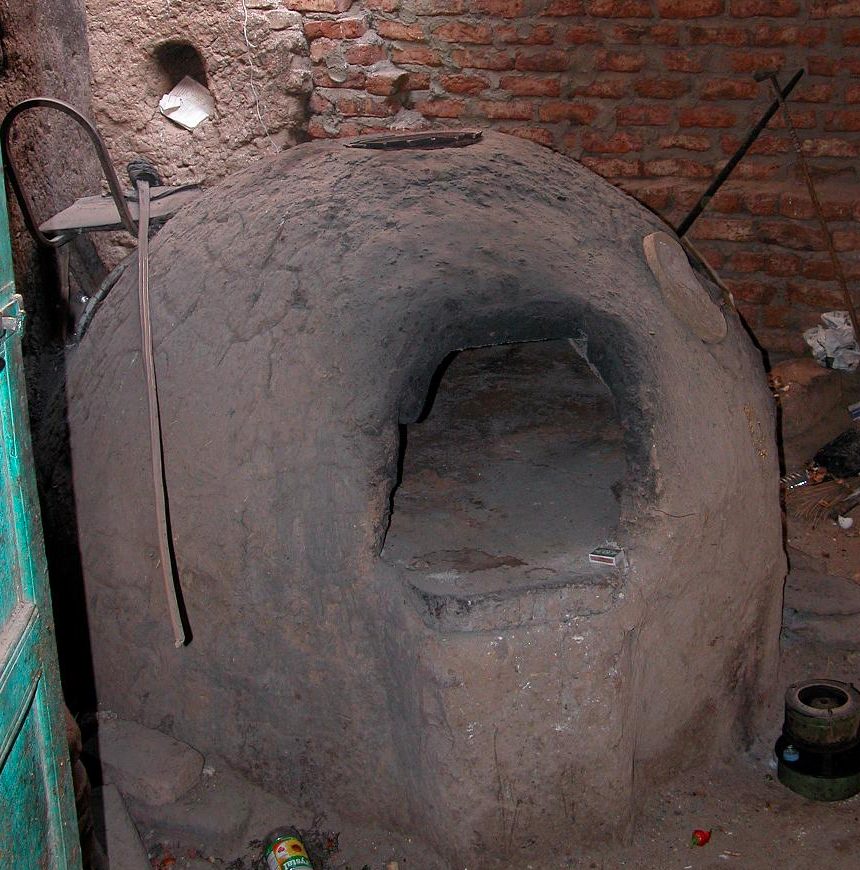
[1,100,192,649]
[0,97,199,334]
[0,294,24,344]
[1,98,137,247]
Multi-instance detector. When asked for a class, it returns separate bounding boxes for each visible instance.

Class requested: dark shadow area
[25,245,98,716]
[3,116,103,716]
[152,41,208,90]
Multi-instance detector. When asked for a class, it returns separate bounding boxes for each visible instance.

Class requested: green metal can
[265,828,314,870]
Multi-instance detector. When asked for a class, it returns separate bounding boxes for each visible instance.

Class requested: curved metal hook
[0,97,137,247]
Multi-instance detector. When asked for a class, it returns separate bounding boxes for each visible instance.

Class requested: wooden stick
[137,179,186,648]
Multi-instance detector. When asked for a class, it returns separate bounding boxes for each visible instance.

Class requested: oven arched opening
[380,338,627,589]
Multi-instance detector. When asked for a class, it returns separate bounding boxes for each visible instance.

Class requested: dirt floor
[136,730,860,869]
[140,754,860,870]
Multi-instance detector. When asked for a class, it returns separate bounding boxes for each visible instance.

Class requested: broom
[784,475,860,526]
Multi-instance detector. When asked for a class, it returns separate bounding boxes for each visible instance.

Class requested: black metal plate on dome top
[345,130,483,150]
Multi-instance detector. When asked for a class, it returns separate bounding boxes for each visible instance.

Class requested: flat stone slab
[91,785,151,870]
[127,762,252,854]
[95,718,203,806]
[771,357,852,470]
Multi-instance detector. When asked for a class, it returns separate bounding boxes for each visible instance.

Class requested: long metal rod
[765,74,860,344]
[137,179,185,648]
[676,68,804,238]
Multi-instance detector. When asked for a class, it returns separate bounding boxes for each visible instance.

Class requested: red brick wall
[293,0,860,359]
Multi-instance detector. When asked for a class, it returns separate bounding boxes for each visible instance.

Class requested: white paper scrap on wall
[158,76,214,131]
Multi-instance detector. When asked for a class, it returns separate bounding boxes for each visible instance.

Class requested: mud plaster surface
[66,132,785,865]
[85,0,309,182]
[84,0,311,263]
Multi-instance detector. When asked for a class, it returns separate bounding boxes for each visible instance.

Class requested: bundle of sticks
[784,473,860,526]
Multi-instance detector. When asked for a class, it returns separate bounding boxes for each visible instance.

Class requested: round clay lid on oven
[643,230,727,345]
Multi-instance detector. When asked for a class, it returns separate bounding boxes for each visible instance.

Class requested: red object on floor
[690,829,712,847]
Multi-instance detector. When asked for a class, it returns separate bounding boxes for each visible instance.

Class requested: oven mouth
[379,338,628,627]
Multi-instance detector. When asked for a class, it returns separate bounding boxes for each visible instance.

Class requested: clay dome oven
[68,131,785,866]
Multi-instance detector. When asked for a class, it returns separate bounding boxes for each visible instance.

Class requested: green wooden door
[0,155,81,866]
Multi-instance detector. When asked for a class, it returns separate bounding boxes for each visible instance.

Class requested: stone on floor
[127,761,252,854]
[771,358,854,469]
[92,718,204,806]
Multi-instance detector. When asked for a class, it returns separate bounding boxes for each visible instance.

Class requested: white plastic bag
[803,311,860,372]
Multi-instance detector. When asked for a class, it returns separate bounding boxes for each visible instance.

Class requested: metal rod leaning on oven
[675,68,804,239]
